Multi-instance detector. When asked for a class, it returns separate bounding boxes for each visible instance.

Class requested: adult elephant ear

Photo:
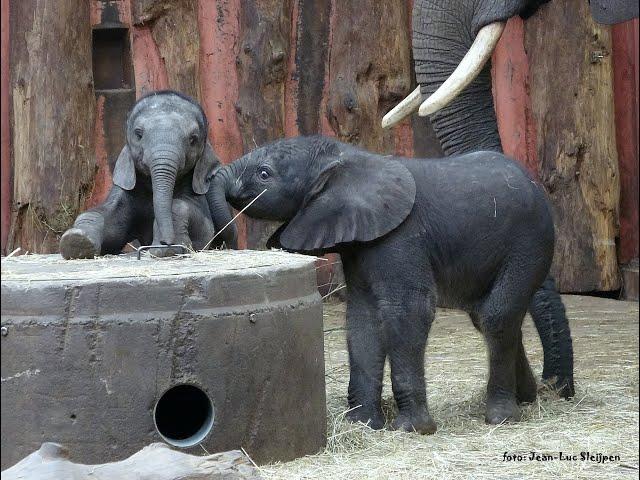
[273,156,416,252]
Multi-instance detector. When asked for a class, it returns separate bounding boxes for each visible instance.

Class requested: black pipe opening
[153,384,214,448]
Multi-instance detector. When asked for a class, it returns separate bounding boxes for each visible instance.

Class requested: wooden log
[132,0,200,100]
[7,0,96,254]
[492,17,539,179]
[1,0,11,254]
[235,0,293,248]
[612,19,639,266]
[1,442,260,480]
[325,0,412,154]
[524,0,620,291]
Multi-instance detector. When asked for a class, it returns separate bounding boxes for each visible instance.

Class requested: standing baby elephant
[209,136,575,434]
[60,90,237,259]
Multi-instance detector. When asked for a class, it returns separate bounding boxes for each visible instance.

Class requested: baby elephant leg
[59,211,105,259]
[345,294,386,430]
[472,299,531,424]
[59,187,135,259]
[150,197,214,257]
[386,294,437,435]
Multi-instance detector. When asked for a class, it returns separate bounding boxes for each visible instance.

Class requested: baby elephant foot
[59,228,100,260]
[486,390,521,425]
[391,410,437,435]
[345,406,384,430]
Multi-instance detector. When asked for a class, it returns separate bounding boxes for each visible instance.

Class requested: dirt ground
[260,295,639,480]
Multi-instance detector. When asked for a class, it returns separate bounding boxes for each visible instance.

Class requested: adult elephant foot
[485,389,521,425]
[391,410,437,435]
[345,406,385,430]
[59,228,100,260]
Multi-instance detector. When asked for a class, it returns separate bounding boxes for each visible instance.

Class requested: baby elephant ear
[112,145,136,190]
[278,156,416,252]
[193,141,220,195]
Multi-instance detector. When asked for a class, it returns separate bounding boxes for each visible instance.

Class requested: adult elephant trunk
[408,0,523,154]
[149,152,179,245]
[207,163,238,249]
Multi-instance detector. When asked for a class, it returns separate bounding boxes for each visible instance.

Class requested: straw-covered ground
[259,295,639,480]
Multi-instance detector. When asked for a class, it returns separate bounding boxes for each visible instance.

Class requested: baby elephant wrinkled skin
[59,90,237,259]
[210,135,575,434]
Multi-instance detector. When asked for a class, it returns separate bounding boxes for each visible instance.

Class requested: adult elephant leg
[60,187,135,259]
[529,277,575,398]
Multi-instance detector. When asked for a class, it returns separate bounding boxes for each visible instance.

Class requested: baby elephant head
[112,90,219,246]
[210,136,416,253]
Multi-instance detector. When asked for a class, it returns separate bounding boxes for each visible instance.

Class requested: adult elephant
[382,0,638,153]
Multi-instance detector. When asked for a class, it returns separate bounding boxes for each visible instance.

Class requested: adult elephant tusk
[418,22,505,117]
[381,86,424,129]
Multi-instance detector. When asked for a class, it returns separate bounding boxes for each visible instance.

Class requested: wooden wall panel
[612,19,639,266]
[325,0,411,154]
[7,0,96,253]
[233,0,292,249]
[524,0,620,291]
[492,17,539,179]
[1,0,10,253]
[132,0,200,100]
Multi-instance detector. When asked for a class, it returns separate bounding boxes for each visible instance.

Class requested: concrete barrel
[0,251,326,469]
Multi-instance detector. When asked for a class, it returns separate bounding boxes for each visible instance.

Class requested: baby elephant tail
[529,276,575,399]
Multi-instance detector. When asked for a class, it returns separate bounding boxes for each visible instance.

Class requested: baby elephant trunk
[207,163,238,249]
[150,153,179,245]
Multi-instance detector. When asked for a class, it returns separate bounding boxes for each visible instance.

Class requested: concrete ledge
[1,251,326,469]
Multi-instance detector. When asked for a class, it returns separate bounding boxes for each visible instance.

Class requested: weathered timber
[524,0,620,291]
[132,0,200,100]
[612,19,639,266]
[8,0,96,254]
[326,0,412,154]
[235,0,292,248]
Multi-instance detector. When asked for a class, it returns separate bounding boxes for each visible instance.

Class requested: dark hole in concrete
[153,384,214,448]
[92,27,133,90]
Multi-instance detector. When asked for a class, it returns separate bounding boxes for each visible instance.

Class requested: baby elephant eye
[258,168,270,180]
[134,128,143,140]
[189,134,199,146]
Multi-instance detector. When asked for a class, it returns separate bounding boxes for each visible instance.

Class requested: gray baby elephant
[60,90,237,259]
[209,135,575,434]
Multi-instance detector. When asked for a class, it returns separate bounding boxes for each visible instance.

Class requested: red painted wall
[492,17,538,179]
[612,19,639,265]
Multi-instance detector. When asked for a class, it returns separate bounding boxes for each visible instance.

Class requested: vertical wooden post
[7,0,96,253]
[1,0,10,254]
[492,17,538,179]
[524,0,620,292]
[612,19,639,266]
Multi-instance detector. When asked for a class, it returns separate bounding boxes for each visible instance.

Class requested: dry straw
[260,299,639,480]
